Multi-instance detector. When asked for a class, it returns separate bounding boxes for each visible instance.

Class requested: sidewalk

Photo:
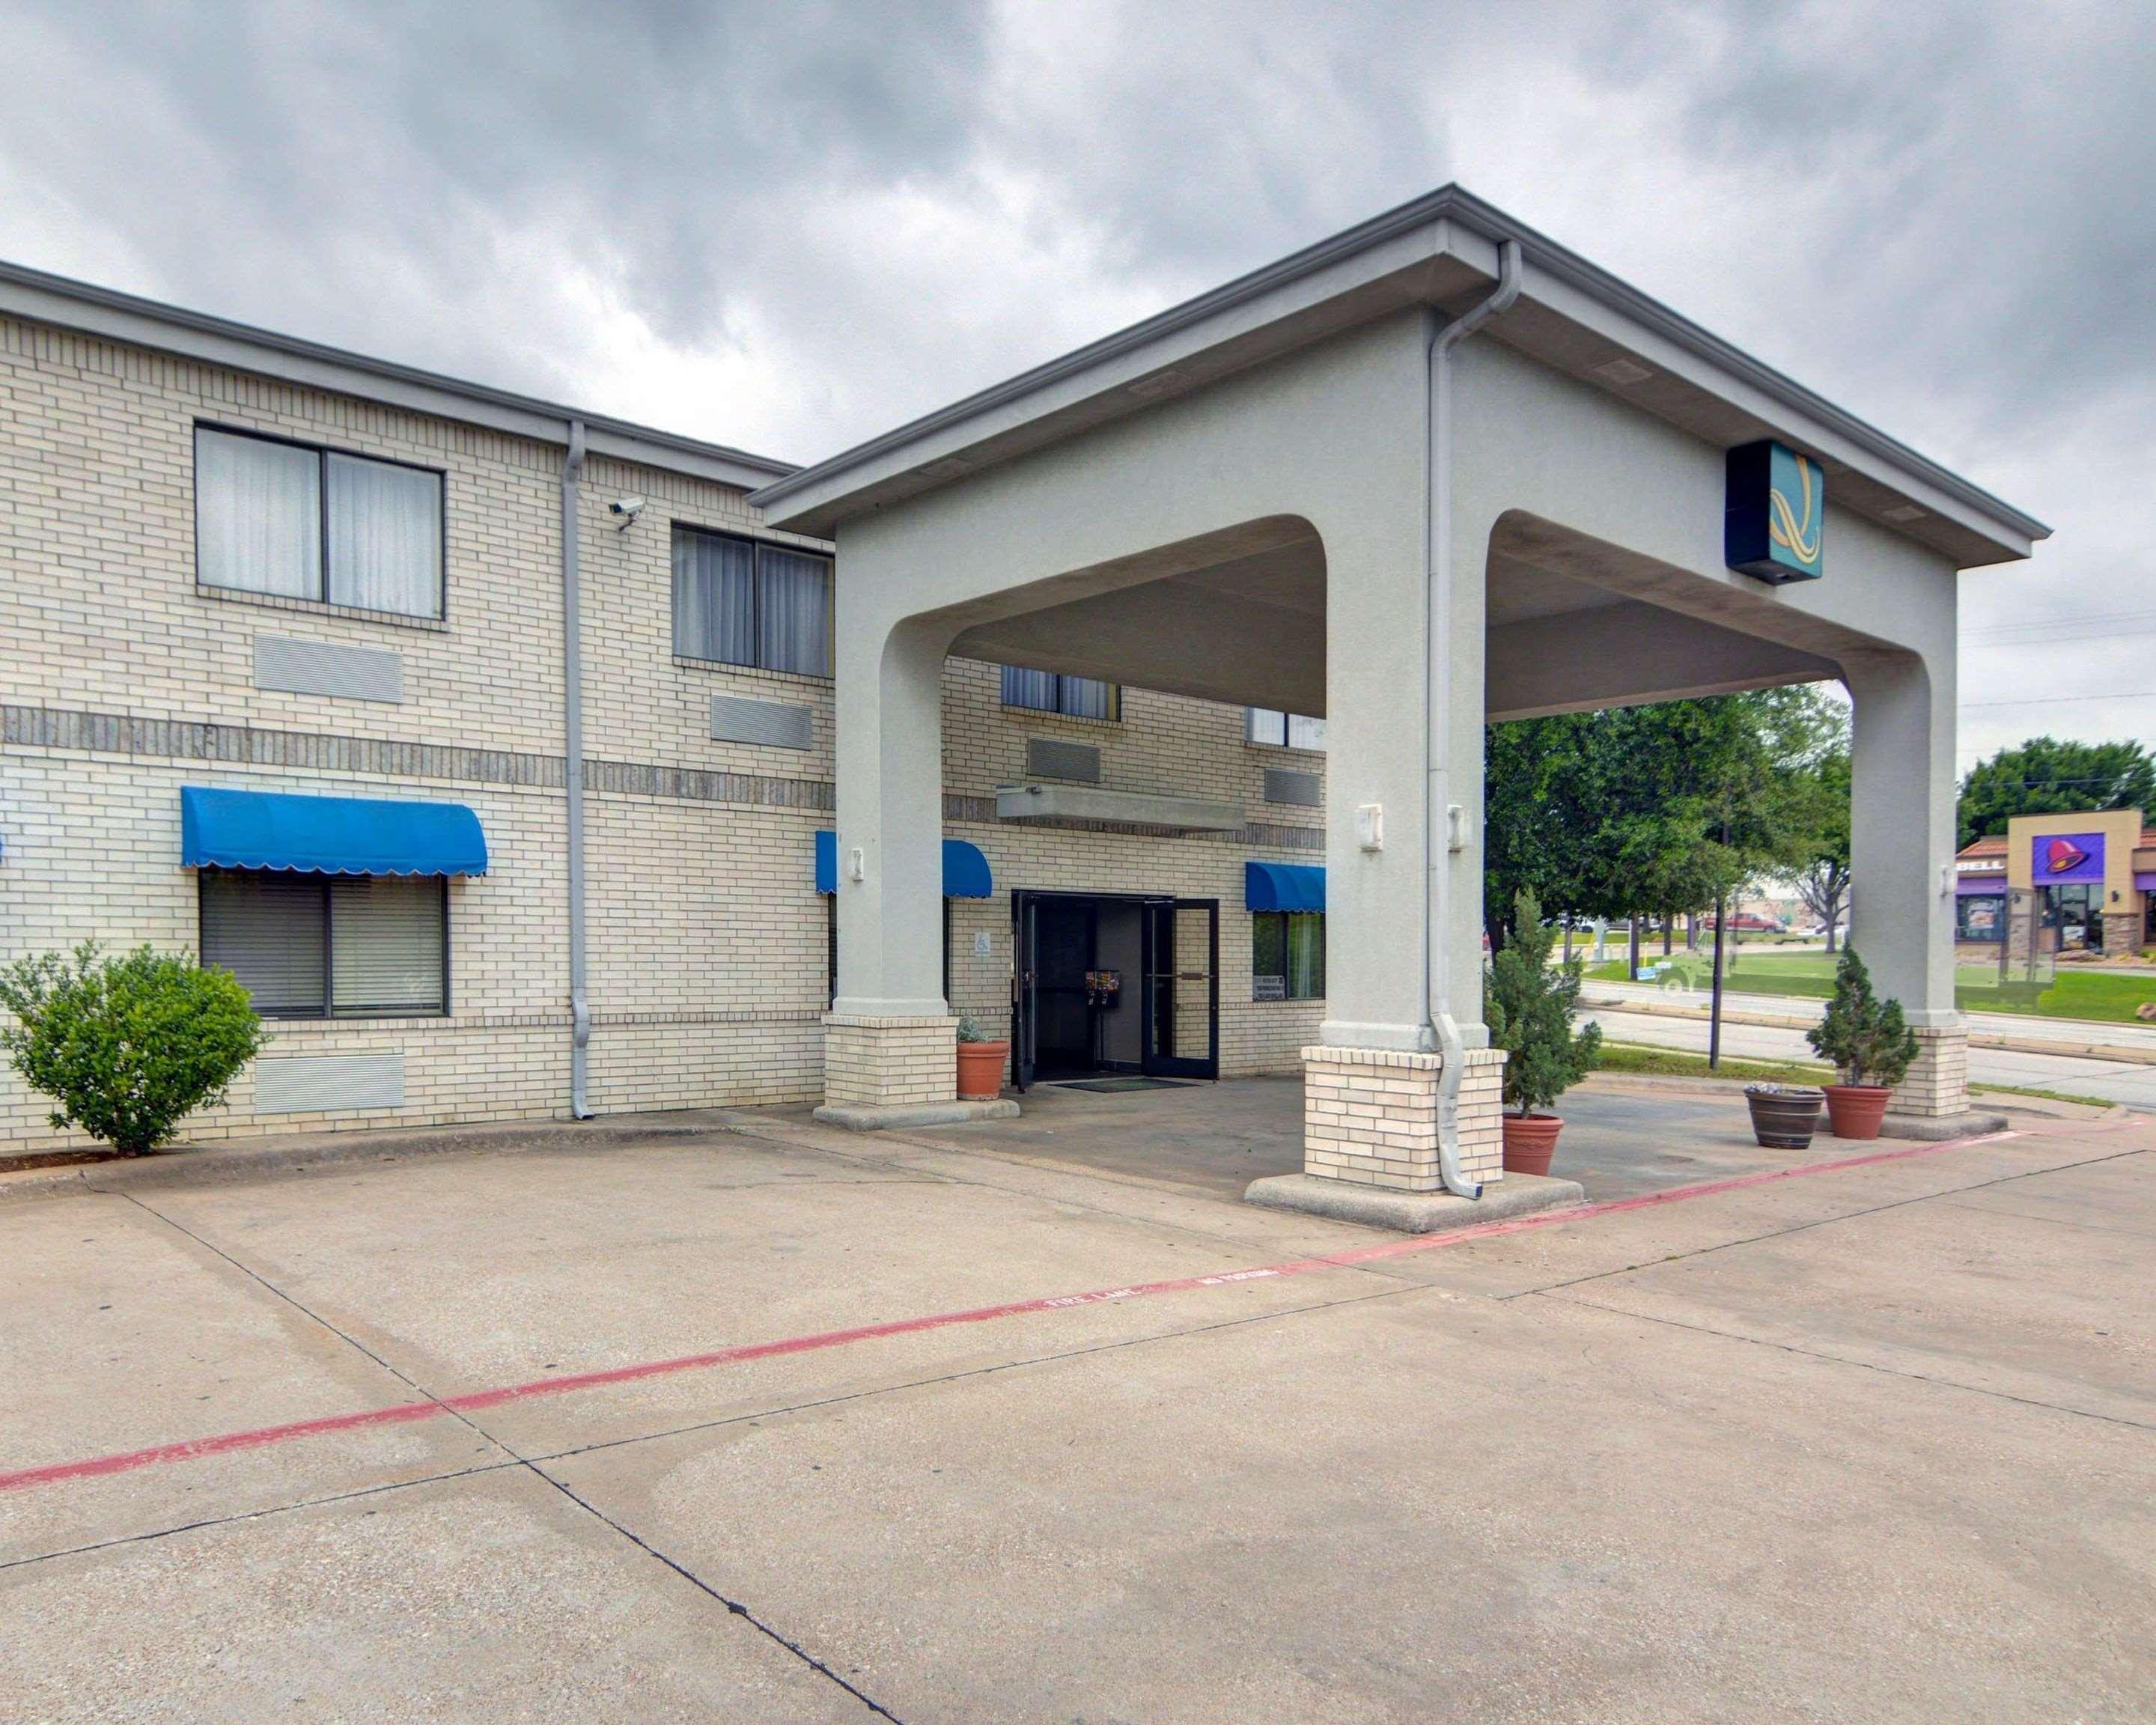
[1585,978,2156,1066]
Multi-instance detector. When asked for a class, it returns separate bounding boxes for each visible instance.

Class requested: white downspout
[1425,237,1521,1199]
[561,419,594,1118]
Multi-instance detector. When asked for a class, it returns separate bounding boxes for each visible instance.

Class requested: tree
[1779,705,1853,951]
[1485,888,1601,1116]
[1484,685,1839,957]
[0,943,264,1154]
[1957,737,2156,851]
[1806,947,1917,1089]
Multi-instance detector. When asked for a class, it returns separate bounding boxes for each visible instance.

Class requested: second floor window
[673,526,833,677]
[195,426,444,618]
[1247,708,1325,750]
[1000,666,1118,721]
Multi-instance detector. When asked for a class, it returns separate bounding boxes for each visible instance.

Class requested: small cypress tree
[1805,947,1918,1089]
[1486,888,1603,1117]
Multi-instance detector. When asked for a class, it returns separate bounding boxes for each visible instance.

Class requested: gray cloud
[1,0,2149,767]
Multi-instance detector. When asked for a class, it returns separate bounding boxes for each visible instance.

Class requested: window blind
[201,871,327,1017]
[329,876,445,1014]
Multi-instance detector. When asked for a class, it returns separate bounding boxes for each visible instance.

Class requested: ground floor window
[1956,892,2006,942]
[1252,910,1324,1000]
[200,870,447,1017]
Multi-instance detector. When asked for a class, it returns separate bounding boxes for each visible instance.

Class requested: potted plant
[1743,1083,1824,1149]
[1486,888,1603,1176]
[954,1014,1009,1101]
[1804,947,1918,1140]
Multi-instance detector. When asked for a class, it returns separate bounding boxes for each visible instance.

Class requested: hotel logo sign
[1726,439,1824,584]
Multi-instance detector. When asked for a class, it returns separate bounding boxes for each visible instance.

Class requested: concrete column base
[1246,1169,1582,1233]
[819,1012,963,1122]
[1299,1043,1507,1193]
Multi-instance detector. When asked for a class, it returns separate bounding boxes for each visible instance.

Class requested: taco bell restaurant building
[1955,810,2156,955]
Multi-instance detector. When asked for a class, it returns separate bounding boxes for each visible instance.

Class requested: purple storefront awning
[1956,876,2006,898]
[2136,871,2156,893]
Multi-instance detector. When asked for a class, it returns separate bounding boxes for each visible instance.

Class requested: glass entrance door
[1142,898,1218,1079]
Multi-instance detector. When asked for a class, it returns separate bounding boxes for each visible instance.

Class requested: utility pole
[1709,818,1731,1070]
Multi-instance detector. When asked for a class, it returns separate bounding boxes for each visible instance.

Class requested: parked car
[1703,911,1786,933]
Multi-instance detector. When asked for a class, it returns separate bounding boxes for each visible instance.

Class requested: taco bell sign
[2033,832,2105,884]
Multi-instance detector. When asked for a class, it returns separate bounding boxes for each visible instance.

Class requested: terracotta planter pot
[1501,1113,1562,1176]
[1744,1084,1824,1150]
[954,1039,1009,1101]
[1822,1083,1893,1140]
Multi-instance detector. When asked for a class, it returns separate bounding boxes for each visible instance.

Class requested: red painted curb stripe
[0,1122,2086,1497]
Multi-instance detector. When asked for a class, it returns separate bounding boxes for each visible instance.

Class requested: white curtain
[1060,676,1114,720]
[1002,666,1059,711]
[195,428,320,599]
[673,529,755,663]
[1287,713,1326,751]
[326,454,442,616]
[1246,707,1287,745]
[757,546,832,675]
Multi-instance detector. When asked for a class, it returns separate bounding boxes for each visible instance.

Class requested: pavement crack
[522,1463,907,1721]
[1529,1290,2155,1431]
[88,1186,507,1456]
[1501,1144,2155,1300]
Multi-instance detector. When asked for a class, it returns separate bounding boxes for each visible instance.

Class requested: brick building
[0,264,1326,1153]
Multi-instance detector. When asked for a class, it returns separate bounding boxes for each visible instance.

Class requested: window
[1000,666,1118,720]
[1246,708,1324,750]
[1955,892,2005,943]
[195,427,444,618]
[1252,911,1325,1000]
[673,526,833,676]
[201,871,447,1017]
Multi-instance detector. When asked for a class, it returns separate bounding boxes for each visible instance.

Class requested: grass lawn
[1586,949,2156,1026]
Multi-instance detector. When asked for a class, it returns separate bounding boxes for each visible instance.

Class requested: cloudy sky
[3,1,2149,770]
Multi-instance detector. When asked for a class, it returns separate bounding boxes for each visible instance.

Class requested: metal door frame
[1011,890,1219,1089]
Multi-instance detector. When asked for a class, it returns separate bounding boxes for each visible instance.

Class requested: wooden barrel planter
[1744,1084,1824,1150]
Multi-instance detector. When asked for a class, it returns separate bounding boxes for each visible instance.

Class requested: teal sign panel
[1725,439,1824,583]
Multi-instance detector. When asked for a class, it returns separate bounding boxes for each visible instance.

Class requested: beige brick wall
[1300,1044,1506,1192]
[0,306,1339,1152]
[823,1014,957,1110]
[1886,1024,1969,1120]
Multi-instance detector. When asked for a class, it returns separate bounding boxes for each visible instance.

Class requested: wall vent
[254,635,404,703]
[710,694,814,750]
[1264,767,1322,807]
[1025,737,1101,783]
[252,1052,406,1114]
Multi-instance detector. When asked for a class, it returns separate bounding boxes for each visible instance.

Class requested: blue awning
[181,786,488,877]
[815,830,992,899]
[1245,860,1324,913]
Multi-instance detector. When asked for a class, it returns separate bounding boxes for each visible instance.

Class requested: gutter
[561,419,594,1119]
[1423,238,1522,1200]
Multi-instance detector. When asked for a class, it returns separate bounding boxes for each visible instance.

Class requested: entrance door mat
[1053,1077,1195,1094]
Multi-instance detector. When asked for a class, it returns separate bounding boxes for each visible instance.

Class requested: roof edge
[0,258,799,492]
[750,184,2049,551]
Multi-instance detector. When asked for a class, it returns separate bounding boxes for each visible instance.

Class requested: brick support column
[1884,1022,1969,1121]
[1300,1044,1507,1192]
[814,1013,1017,1130]
[2102,911,2143,958]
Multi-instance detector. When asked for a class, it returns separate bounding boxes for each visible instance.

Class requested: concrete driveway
[1,1094,2151,1722]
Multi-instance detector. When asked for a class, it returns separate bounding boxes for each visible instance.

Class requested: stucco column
[1845,650,1970,1125]
[817,615,1013,1129]
[1298,332,1505,1197]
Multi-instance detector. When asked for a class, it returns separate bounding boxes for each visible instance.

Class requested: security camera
[609,496,647,528]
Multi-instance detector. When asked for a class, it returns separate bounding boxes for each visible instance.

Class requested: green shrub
[0,942,264,1154]
[1487,888,1602,1116]
[1805,946,1918,1089]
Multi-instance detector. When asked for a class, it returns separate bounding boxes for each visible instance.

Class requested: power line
[1961,691,2156,709]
